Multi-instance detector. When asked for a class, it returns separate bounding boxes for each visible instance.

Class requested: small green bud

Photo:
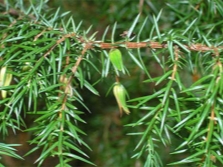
[0,66,12,99]
[113,82,130,115]
[109,49,124,71]
[22,62,32,71]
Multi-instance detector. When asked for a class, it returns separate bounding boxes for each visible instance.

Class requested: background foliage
[1,0,223,167]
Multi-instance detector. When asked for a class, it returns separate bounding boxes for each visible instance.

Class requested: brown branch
[200,49,222,165]
[42,33,76,58]
[170,46,179,80]
[2,3,223,55]
[139,0,144,14]
[58,42,91,120]
[96,41,223,54]
[34,29,46,41]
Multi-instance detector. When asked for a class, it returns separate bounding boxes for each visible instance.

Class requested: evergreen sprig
[1,0,223,166]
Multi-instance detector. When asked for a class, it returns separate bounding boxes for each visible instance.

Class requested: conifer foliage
[1,0,223,166]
